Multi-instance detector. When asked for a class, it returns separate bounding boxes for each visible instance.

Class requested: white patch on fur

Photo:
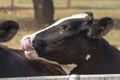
[60,64,77,75]
[85,54,91,61]
[24,50,40,60]
[24,51,77,74]
[28,13,89,44]
[87,27,92,37]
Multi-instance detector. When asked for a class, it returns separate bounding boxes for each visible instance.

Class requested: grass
[0,0,120,20]
[0,0,120,49]
[1,0,120,9]
[54,0,120,9]
[0,0,33,8]
[55,9,120,19]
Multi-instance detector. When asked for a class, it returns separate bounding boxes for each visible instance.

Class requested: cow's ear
[91,17,114,38]
[0,20,19,42]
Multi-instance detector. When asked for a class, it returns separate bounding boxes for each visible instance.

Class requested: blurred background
[0,0,120,49]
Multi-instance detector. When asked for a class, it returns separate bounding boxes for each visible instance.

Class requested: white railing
[1,74,120,80]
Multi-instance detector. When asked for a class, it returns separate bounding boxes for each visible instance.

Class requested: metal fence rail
[1,74,120,80]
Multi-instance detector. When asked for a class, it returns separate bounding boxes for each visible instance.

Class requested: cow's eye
[61,25,69,30]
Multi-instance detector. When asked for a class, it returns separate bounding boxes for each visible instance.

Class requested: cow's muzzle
[21,36,40,60]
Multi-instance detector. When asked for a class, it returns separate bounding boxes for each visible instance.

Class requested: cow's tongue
[21,36,34,51]
[21,36,42,60]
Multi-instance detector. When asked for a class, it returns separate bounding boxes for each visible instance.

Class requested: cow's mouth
[21,36,40,60]
[21,36,34,51]
[21,36,63,63]
[21,36,55,60]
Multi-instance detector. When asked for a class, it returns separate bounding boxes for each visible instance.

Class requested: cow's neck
[89,38,105,64]
[71,38,105,74]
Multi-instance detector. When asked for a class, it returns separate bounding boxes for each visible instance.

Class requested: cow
[0,20,65,78]
[21,12,120,75]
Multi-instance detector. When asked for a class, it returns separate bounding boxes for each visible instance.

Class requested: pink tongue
[21,37,34,51]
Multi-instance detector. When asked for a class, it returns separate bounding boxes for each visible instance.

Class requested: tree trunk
[67,0,71,8]
[32,0,54,24]
[11,0,14,10]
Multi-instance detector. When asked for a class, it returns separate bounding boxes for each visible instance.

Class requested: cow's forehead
[29,13,89,42]
[52,13,89,27]
[31,13,88,35]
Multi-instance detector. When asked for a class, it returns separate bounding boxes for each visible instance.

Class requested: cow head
[0,20,19,42]
[21,12,114,65]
